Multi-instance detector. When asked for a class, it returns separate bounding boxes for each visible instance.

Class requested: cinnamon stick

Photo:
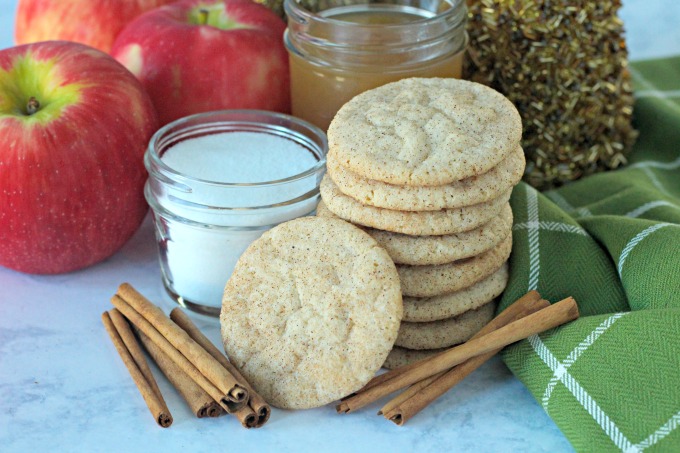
[111,294,239,413]
[378,373,441,417]
[108,309,165,401]
[378,293,546,416]
[350,291,543,399]
[137,329,223,418]
[102,311,172,428]
[115,283,248,410]
[381,296,551,425]
[170,308,271,428]
[337,295,578,414]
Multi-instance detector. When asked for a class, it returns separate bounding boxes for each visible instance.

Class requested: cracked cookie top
[327,78,522,186]
[219,216,402,409]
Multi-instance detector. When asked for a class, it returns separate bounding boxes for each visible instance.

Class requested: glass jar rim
[146,109,328,189]
[144,181,322,225]
[284,0,466,29]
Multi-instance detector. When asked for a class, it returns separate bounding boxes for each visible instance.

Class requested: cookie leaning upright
[220,217,402,410]
[327,77,522,187]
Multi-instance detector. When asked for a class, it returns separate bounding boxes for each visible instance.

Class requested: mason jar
[284,0,468,131]
[144,110,328,316]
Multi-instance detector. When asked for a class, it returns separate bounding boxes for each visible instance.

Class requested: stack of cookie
[317,78,525,369]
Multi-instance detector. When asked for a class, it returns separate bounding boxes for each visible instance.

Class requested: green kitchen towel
[500,56,680,452]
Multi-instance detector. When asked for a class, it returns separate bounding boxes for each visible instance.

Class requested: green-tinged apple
[15,0,176,53]
[111,0,290,126]
[0,41,159,274]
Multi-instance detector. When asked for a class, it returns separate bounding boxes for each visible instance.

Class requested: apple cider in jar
[284,0,468,130]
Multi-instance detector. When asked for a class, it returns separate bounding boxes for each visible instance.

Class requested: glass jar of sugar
[145,110,327,316]
[284,0,468,131]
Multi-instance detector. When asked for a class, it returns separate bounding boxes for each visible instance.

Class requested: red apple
[15,0,176,53]
[0,41,159,274]
[111,0,290,126]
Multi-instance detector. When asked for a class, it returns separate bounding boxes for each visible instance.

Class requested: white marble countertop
[0,1,677,452]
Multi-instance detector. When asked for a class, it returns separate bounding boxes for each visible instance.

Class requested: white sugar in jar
[145,110,327,316]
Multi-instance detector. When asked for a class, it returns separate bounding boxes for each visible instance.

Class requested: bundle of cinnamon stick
[103,284,577,428]
[102,283,270,428]
[338,291,579,425]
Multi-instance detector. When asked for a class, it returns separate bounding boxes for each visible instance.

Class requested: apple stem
[26,97,40,115]
[199,8,209,25]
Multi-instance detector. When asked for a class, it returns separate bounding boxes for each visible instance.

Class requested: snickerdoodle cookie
[327,78,522,186]
[403,264,508,322]
[327,146,525,211]
[383,346,445,370]
[220,217,402,409]
[395,302,497,350]
[317,201,513,266]
[398,234,512,298]
[321,175,511,236]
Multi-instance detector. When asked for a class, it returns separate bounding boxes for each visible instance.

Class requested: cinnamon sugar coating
[220,217,402,409]
[327,78,522,186]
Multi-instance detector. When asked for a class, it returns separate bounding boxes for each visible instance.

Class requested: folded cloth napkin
[500,56,680,452]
